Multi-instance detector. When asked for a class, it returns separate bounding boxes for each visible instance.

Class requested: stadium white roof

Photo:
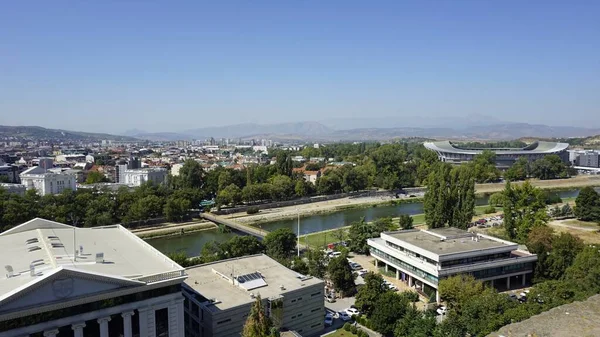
[424,141,569,155]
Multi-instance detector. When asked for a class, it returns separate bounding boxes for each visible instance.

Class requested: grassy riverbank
[137,223,217,240]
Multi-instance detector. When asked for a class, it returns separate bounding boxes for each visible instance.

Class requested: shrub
[545,193,563,205]
[358,330,369,337]
[343,323,352,331]
[350,325,358,334]
[246,206,260,214]
[483,206,496,214]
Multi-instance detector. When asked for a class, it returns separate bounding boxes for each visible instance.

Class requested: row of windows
[216,318,231,325]
[441,252,512,268]
[370,248,439,284]
[385,241,438,266]
[470,262,533,279]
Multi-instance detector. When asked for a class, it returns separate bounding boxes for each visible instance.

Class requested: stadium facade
[423,141,569,169]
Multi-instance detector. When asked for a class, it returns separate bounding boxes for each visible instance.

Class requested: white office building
[0,218,187,337]
[19,166,77,196]
[368,228,537,303]
[183,255,325,337]
[124,168,168,187]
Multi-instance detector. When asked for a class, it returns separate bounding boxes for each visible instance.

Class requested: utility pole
[297,208,300,257]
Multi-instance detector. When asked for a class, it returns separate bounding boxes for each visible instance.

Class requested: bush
[545,193,563,205]
[343,323,352,331]
[350,325,358,334]
[357,330,369,337]
[483,206,496,214]
[246,206,260,214]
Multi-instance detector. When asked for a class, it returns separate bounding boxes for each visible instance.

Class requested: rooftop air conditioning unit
[95,252,104,263]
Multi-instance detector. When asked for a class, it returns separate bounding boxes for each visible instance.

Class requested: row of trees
[505,155,572,181]
[574,186,600,222]
[423,163,476,229]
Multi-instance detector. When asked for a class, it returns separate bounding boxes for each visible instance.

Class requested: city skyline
[1,1,599,133]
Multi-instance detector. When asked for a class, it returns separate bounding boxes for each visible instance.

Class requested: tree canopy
[574,186,600,222]
[327,254,355,296]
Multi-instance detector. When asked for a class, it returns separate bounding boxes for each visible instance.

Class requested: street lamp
[297,208,300,257]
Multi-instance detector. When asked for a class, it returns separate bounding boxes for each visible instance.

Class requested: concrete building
[0,218,187,337]
[124,168,168,187]
[170,163,184,177]
[367,228,537,302]
[0,164,20,183]
[182,254,325,337]
[0,183,26,196]
[424,141,569,169]
[19,166,77,196]
[575,151,600,168]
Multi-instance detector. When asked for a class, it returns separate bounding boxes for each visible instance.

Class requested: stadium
[423,140,569,169]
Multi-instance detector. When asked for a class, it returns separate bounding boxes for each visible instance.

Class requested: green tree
[217,170,234,192]
[470,150,501,183]
[242,296,274,337]
[84,171,109,184]
[370,291,409,335]
[438,275,485,313]
[394,305,437,337]
[290,256,309,275]
[176,159,205,189]
[530,154,569,180]
[504,157,529,181]
[327,254,355,296]
[167,251,191,267]
[574,186,600,222]
[526,226,555,281]
[275,152,293,177]
[263,228,297,261]
[216,184,242,206]
[269,175,294,200]
[354,272,388,316]
[347,218,379,254]
[502,181,549,242]
[423,163,475,229]
[164,196,191,222]
[227,236,265,257]
[488,192,505,207]
[306,249,327,278]
[342,166,368,192]
[398,214,414,230]
[545,232,583,280]
[564,245,600,294]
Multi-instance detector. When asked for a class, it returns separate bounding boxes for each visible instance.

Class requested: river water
[147,188,584,256]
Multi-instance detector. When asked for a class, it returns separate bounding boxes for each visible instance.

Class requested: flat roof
[424,140,569,155]
[386,229,514,256]
[0,218,183,300]
[184,254,323,311]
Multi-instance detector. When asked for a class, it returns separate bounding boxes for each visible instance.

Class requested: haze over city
[1,1,599,133]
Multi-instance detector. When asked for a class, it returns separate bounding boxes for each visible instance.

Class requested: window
[311,308,321,313]
[217,319,231,325]
[297,297,302,301]
[311,323,321,328]
[311,291,321,297]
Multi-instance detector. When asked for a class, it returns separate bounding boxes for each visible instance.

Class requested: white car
[338,311,351,321]
[346,307,360,316]
[358,270,368,277]
[324,313,334,326]
[387,283,398,291]
[436,306,447,315]
[330,252,342,258]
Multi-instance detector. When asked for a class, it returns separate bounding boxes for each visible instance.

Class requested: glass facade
[385,240,438,266]
[441,252,512,268]
[370,247,439,284]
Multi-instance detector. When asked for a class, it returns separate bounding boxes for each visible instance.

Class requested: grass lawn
[301,227,350,249]
[326,329,357,337]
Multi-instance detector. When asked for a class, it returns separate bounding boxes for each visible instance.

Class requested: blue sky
[0,1,599,133]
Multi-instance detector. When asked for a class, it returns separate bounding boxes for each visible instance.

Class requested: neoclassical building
[0,218,186,337]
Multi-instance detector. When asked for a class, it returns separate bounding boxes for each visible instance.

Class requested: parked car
[346,307,360,316]
[338,311,351,321]
[358,269,368,277]
[387,283,398,291]
[349,262,362,270]
[325,294,336,303]
[436,306,447,315]
[324,313,334,326]
[330,251,342,258]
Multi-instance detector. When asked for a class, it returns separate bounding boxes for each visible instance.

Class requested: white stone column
[396,269,400,280]
[122,311,135,337]
[506,276,511,289]
[71,322,86,337]
[385,263,388,272]
[522,274,527,286]
[98,316,111,337]
[490,279,495,288]
[139,307,156,337]
[43,330,59,337]
[408,275,413,287]
[436,290,441,303]
[168,298,185,337]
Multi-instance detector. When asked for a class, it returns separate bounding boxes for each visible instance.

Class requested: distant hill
[0,125,139,142]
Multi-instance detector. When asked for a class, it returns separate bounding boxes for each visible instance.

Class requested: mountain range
[125,118,600,142]
[0,125,138,142]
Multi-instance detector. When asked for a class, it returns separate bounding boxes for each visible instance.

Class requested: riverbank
[135,221,217,239]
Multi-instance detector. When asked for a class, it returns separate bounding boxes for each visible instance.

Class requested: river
[147,188,586,256]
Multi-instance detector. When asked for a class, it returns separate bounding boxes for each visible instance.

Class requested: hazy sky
[1,1,599,133]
